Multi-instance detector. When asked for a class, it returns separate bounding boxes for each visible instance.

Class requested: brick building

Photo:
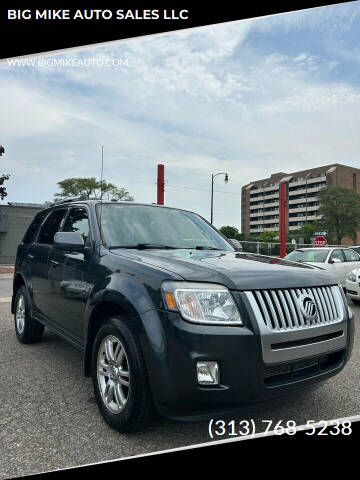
[241,163,360,243]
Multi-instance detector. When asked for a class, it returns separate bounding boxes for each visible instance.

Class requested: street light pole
[211,174,214,224]
[210,172,229,224]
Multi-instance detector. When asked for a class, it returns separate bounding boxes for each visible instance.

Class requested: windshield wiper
[109,244,223,251]
[109,243,178,250]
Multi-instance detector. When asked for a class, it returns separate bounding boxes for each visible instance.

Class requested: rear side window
[23,210,48,244]
[62,208,90,243]
[37,209,67,245]
[344,249,359,262]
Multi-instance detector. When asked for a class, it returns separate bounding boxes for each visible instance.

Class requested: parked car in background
[349,245,360,255]
[227,238,243,251]
[346,268,360,304]
[285,247,360,288]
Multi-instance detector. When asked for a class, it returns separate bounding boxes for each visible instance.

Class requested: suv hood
[112,249,338,290]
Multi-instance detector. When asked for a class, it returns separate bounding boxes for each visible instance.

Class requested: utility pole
[279,182,288,258]
[157,164,165,205]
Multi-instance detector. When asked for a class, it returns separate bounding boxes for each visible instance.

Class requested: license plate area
[263,350,345,386]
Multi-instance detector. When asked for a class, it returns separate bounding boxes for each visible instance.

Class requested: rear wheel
[91,316,156,432]
[14,286,44,343]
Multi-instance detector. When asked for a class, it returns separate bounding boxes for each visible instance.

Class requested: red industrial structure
[279,182,288,258]
[157,164,165,205]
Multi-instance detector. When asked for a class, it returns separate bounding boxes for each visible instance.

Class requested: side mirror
[53,231,85,252]
[329,257,341,264]
[228,238,243,252]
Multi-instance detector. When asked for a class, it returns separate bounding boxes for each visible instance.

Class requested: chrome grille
[245,286,344,331]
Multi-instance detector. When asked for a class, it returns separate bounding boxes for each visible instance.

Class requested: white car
[285,247,360,287]
[345,268,360,304]
[350,245,360,255]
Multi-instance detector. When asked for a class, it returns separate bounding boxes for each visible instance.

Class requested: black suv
[12,200,354,432]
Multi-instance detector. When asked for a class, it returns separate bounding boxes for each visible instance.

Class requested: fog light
[196,361,219,385]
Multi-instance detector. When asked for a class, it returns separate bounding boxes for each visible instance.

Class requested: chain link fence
[239,241,341,257]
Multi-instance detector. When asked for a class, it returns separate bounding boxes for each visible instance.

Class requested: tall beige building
[241,163,360,240]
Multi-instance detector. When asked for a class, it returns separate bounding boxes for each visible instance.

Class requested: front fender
[84,272,163,338]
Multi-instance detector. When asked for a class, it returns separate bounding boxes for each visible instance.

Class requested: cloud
[1,4,360,228]
[0,81,67,140]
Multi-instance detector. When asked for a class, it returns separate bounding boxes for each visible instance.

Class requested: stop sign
[314,235,327,247]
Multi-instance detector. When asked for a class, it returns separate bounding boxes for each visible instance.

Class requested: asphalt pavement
[0,277,359,478]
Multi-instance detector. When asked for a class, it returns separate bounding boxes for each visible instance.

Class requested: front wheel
[14,286,44,343]
[91,317,156,433]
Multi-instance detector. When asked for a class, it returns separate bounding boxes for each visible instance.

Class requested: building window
[353,174,357,191]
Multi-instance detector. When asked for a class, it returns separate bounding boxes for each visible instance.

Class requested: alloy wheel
[15,294,25,334]
[97,335,130,414]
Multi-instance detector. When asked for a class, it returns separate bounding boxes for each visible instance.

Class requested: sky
[1,2,360,229]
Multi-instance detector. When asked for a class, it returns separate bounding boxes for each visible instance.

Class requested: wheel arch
[83,273,164,376]
[83,301,144,376]
[11,273,26,314]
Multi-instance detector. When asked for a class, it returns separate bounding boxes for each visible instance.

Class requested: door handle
[49,260,60,268]
[26,253,34,262]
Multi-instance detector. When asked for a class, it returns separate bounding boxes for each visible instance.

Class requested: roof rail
[50,194,89,206]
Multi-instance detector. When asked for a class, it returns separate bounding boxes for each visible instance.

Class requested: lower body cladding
[139,291,354,421]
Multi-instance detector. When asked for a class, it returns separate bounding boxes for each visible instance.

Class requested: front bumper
[346,280,360,299]
[140,304,354,421]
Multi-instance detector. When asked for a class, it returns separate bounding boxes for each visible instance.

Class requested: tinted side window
[38,209,67,245]
[23,210,48,244]
[62,208,90,243]
[344,249,359,262]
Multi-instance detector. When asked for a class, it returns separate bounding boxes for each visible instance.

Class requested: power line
[166,184,241,195]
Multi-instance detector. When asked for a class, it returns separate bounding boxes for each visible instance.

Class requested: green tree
[0,145,10,200]
[55,177,134,201]
[0,173,10,200]
[318,186,360,244]
[258,231,279,242]
[219,226,241,239]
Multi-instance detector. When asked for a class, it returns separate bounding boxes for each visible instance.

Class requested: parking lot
[0,277,359,479]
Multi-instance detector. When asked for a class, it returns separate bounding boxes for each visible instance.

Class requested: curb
[0,266,15,275]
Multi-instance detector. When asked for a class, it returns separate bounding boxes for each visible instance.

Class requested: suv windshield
[97,204,233,251]
[286,248,330,263]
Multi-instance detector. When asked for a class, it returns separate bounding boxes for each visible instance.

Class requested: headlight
[348,271,356,282]
[162,281,243,325]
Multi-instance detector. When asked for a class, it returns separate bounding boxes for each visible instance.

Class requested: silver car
[285,247,360,287]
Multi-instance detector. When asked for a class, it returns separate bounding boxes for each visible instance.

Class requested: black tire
[351,297,360,305]
[91,316,156,433]
[14,286,44,343]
